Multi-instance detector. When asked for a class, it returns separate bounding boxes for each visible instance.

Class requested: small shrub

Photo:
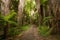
[38,25,50,36]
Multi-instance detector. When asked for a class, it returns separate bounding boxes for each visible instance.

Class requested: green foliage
[0,10,30,37]
[8,25,29,37]
[23,0,36,25]
[0,13,5,26]
[43,16,52,25]
[24,0,31,14]
[20,25,29,31]
[38,16,52,36]
[8,27,20,36]
[38,0,53,36]
[3,10,16,21]
[40,0,48,5]
[0,10,17,39]
[10,0,18,12]
[3,10,17,25]
[24,0,35,16]
[38,25,50,36]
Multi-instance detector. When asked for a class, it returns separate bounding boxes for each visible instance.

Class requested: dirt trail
[12,25,60,40]
[19,25,40,40]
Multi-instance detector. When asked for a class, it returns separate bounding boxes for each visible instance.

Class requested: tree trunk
[1,0,10,40]
[17,0,24,26]
[0,0,1,13]
[1,0,10,15]
[35,0,42,25]
[48,0,60,34]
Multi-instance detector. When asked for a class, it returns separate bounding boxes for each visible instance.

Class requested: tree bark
[35,0,42,25]
[1,0,10,40]
[48,0,60,34]
[1,0,10,16]
[18,0,24,26]
[0,0,1,13]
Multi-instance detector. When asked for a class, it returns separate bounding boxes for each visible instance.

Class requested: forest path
[11,24,43,40]
[19,25,40,40]
[12,25,60,40]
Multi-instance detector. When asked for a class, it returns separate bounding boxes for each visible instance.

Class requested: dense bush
[38,16,52,36]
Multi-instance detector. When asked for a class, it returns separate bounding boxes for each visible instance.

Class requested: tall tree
[18,0,24,26]
[1,0,10,15]
[1,0,10,40]
[0,0,1,12]
[35,0,42,25]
